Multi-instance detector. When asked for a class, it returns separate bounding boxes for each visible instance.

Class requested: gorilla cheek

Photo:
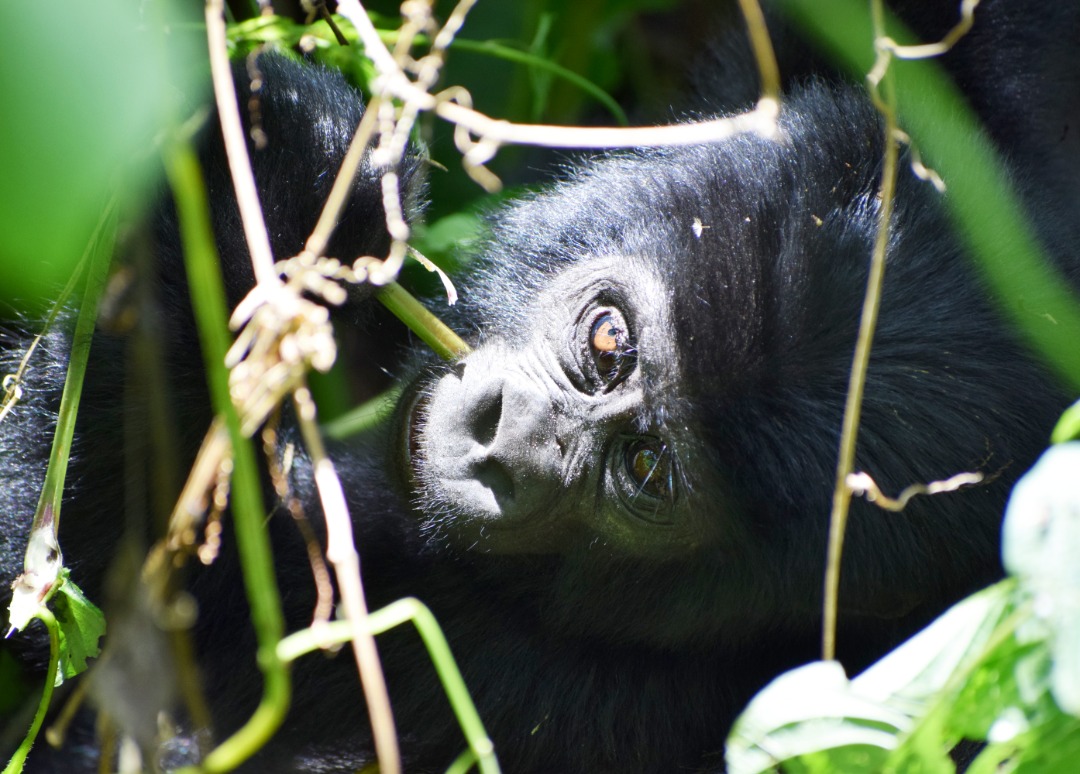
[415,344,576,541]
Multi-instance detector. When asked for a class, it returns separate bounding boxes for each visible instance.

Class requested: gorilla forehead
[465,84,886,403]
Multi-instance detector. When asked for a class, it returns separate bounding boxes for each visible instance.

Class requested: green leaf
[412,212,483,261]
[726,586,1015,773]
[726,661,903,773]
[947,640,1049,741]
[0,0,206,313]
[853,584,1012,708]
[50,571,106,684]
[1051,399,1080,444]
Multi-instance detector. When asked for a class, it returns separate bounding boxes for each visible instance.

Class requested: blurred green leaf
[0,0,205,312]
[1051,400,1080,444]
[727,585,1015,773]
[726,661,903,773]
[412,212,483,264]
[0,651,31,715]
[1002,444,1080,715]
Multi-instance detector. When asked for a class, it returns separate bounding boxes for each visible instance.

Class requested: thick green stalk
[377,282,471,361]
[164,139,290,772]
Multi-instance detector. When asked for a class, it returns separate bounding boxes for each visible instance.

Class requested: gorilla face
[409,256,723,558]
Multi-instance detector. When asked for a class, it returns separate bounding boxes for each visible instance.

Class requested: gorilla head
[401,82,1062,661]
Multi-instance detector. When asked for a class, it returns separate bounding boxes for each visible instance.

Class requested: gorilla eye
[625,439,671,500]
[587,310,636,387]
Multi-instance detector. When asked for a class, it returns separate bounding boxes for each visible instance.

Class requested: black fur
[3,2,1079,772]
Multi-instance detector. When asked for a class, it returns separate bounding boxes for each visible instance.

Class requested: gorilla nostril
[474,457,515,505]
[555,435,567,457]
[469,388,503,447]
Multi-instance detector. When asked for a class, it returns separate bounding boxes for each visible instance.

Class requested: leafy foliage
[0,0,204,313]
[728,443,1080,773]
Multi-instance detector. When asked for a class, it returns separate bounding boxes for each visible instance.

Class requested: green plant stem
[30,204,115,539]
[164,138,290,773]
[377,282,471,360]
[3,609,59,774]
[445,750,480,774]
[277,598,499,774]
[822,0,900,662]
[321,385,402,441]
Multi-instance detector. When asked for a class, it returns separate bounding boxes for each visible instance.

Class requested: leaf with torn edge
[51,569,106,684]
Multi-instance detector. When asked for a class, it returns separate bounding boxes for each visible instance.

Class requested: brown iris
[589,312,635,385]
[625,440,669,498]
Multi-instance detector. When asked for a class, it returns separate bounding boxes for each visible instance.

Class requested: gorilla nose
[421,343,573,521]
[458,365,564,516]
[465,379,503,448]
[479,380,559,457]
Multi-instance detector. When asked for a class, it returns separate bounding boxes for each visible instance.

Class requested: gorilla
[2,1,1078,772]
